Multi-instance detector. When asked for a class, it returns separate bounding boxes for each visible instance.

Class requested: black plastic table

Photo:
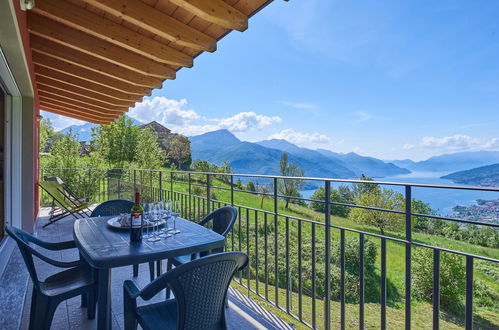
[73,216,226,330]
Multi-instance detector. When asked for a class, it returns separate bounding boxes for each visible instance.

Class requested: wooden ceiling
[28,0,273,124]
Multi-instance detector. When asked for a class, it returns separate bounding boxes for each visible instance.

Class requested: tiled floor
[0,208,294,329]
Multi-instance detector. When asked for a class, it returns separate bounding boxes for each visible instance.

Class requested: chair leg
[28,289,38,330]
[156,260,162,277]
[165,259,173,299]
[32,295,58,330]
[81,292,87,307]
[133,264,139,277]
[87,289,96,320]
[148,262,155,282]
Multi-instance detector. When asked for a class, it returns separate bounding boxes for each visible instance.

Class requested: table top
[73,216,226,269]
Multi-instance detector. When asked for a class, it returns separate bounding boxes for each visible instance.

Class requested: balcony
[30,167,499,329]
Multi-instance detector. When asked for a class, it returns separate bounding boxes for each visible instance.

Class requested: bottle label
[131,214,142,228]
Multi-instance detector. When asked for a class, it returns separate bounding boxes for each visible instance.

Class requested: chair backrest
[91,199,134,217]
[198,206,237,237]
[167,252,248,330]
[5,226,43,290]
[38,180,76,210]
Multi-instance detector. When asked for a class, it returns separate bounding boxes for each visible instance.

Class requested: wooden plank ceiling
[28,0,273,124]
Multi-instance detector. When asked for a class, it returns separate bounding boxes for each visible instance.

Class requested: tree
[350,188,405,235]
[310,185,354,217]
[278,153,304,208]
[132,127,166,169]
[246,181,256,192]
[352,174,378,198]
[90,116,139,168]
[258,184,271,209]
[39,117,55,153]
[168,135,191,169]
[413,248,465,312]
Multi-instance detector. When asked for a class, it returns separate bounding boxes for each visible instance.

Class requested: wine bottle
[130,190,143,242]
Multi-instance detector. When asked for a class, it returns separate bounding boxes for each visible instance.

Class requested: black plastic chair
[123,251,248,330]
[167,206,237,268]
[6,226,97,330]
[91,199,154,278]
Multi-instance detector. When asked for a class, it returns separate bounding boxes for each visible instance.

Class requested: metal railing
[40,167,499,330]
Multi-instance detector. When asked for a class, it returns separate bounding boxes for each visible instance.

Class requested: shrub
[412,248,465,312]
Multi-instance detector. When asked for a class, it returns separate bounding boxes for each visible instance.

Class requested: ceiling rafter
[39,105,111,124]
[80,0,217,52]
[36,76,135,108]
[28,13,176,79]
[33,0,193,68]
[38,85,128,112]
[35,65,143,103]
[40,100,118,122]
[32,52,150,96]
[170,0,248,32]
[38,90,126,114]
[31,35,162,89]
[39,97,124,121]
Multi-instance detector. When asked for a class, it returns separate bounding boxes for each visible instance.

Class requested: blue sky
[42,0,499,161]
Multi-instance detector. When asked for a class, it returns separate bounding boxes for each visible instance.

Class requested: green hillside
[442,163,499,186]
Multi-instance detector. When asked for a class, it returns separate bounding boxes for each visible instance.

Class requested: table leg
[97,268,112,330]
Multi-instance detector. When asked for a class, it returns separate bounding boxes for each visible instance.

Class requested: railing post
[159,171,163,200]
[188,173,191,218]
[133,169,137,190]
[230,175,234,206]
[273,177,279,306]
[170,171,173,200]
[206,173,211,213]
[324,180,331,330]
[87,168,91,201]
[405,185,412,330]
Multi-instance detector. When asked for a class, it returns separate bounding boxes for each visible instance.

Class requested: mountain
[58,117,142,142]
[389,159,416,169]
[59,122,97,142]
[441,163,499,187]
[402,151,499,172]
[191,131,356,178]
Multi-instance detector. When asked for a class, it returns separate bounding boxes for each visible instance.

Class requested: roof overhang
[26,0,274,124]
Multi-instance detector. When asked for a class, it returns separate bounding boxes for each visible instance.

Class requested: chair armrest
[139,271,176,301]
[28,236,76,251]
[124,280,141,300]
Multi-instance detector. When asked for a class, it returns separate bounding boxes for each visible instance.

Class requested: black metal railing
[40,167,499,329]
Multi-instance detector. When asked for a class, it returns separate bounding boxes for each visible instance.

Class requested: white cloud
[280,101,318,111]
[129,97,199,126]
[403,143,415,150]
[418,134,499,152]
[268,129,331,147]
[41,110,85,131]
[129,97,281,136]
[355,111,374,122]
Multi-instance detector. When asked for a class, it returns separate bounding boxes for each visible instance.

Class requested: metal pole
[207,173,211,213]
[405,185,412,330]
[324,180,331,330]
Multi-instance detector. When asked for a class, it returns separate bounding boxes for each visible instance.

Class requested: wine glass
[170,200,181,234]
[147,203,160,242]
[141,202,151,239]
[162,200,173,233]
[156,201,170,238]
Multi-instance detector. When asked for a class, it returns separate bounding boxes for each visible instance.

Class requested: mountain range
[390,151,499,173]
[58,121,499,183]
[441,163,499,187]
[190,129,409,179]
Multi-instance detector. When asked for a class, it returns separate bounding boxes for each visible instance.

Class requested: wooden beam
[33,0,193,67]
[39,97,123,121]
[170,0,247,31]
[38,90,126,114]
[38,85,129,112]
[35,65,142,103]
[40,102,116,124]
[31,35,162,89]
[36,76,136,108]
[32,52,151,96]
[80,0,216,52]
[28,13,176,79]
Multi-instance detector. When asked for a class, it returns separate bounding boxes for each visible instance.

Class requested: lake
[300,171,499,215]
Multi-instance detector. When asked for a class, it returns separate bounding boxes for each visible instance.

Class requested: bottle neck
[135,192,140,204]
